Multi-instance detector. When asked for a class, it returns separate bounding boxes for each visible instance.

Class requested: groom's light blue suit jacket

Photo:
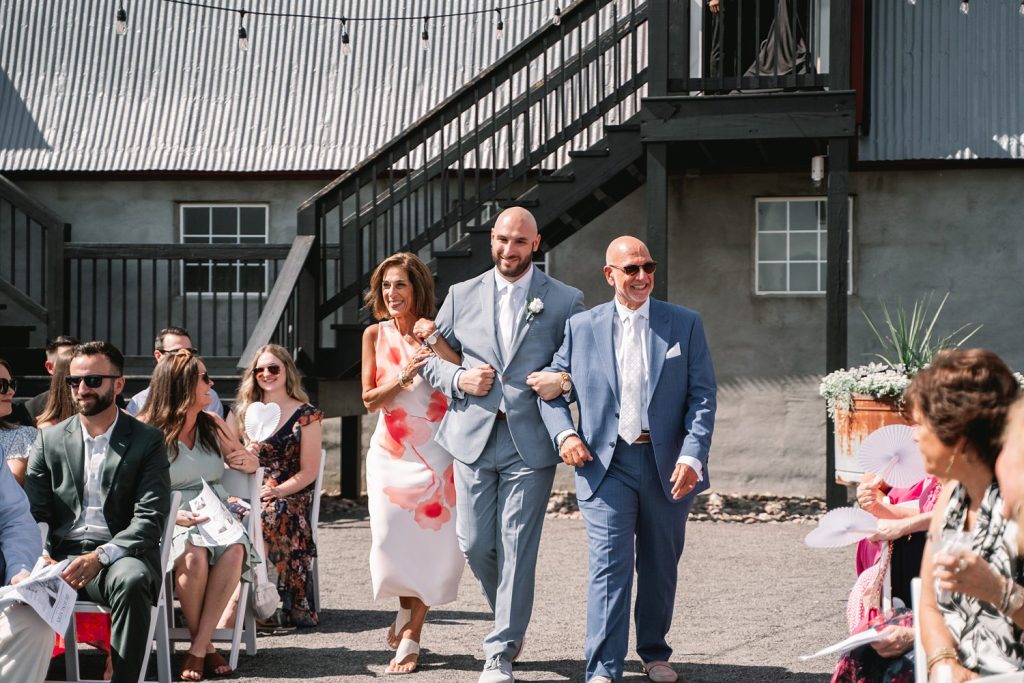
[539,298,717,502]
[422,267,585,469]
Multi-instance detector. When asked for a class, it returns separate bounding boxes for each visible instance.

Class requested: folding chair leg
[154,610,172,683]
[64,615,80,682]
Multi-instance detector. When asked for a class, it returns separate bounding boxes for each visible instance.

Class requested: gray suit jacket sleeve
[0,461,41,584]
[421,284,465,399]
[538,316,577,445]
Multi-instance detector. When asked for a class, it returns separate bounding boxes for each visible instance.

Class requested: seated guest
[996,397,1024,522]
[0,358,38,485]
[913,349,1023,679]
[126,327,224,417]
[137,349,259,680]
[24,335,79,421]
[36,355,78,428]
[25,341,171,683]
[0,457,53,683]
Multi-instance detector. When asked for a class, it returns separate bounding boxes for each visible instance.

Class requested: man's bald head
[494,207,539,237]
[604,235,656,309]
[605,235,650,265]
[491,207,541,281]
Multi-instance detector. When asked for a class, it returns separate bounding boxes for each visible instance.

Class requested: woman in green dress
[138,349,261,681]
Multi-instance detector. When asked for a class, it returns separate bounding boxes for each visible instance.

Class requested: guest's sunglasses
[158,347,199,354]
[608,261,657,276]
[65,374,121,389]
[253,364,281,377]
[200,372,213,385]
[0,378,16,394]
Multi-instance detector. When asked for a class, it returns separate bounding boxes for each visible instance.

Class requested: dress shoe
[642,660,678,683]
[479,655,514,683]
[587,677,613,683]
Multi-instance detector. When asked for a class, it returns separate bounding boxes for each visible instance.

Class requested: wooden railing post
[45,223,69,340]
[295,203,320,379]
[648,0,669,97]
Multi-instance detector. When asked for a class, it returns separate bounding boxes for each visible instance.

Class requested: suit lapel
[477,273,502,367]
[591,302,619,403]
[647,299,670,404]
[101,415,131,504]
[63,418,84,519]
[504,268,549,366]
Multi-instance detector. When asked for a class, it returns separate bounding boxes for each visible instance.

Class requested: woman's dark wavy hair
[904,348,1020,469]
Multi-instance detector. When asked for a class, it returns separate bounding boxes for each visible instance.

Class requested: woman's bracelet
[999,578,1024,617]
[397,370,412,388]
[926,647,959,673]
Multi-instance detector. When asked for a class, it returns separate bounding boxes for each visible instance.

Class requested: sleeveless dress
[167,439,258,580]
[257,404,323,626]
[366,320,464,605]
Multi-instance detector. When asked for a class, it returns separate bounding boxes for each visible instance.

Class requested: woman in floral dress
[361,252,465,674]
[235,344,323,629]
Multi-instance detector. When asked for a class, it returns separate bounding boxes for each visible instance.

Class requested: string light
[420,17,430,50]
[553,6,561,25]
[495,9,505,40]
[1020,0,1024,16]
[115,3,128,34]
[960,0,969,14]
[341,18,351,55]
[906,0,915,5]
[237,10,249,51]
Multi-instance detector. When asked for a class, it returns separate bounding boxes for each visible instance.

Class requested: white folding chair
[165,468,263,670]
[911,577,926,683]
[308,449,326,611]
[48,491,180,683]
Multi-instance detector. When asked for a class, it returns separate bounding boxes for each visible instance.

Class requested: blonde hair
[137,349,223,460]
[234,344,309,441]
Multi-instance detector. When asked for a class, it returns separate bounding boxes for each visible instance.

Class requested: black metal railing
[0,175,68,339]
[63,243,295,359]
[301,0,649,344]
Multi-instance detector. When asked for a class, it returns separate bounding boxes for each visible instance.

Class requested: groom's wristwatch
[95,546,111,567]
[424,332,439,346]
[559,372,572,394]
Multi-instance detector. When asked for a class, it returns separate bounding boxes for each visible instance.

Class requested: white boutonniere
[525,297,544,321]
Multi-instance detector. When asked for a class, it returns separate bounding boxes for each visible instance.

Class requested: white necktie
[618,314,643,443]
[498,284,517,357]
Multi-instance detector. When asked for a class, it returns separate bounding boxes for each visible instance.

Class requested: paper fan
[244,401,281,442]
[857,424,926,488]
[805,507,878,549]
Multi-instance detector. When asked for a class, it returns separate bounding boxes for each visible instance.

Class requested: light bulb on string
[115,4,127,35]
[553,6,561,26]
[495,10,504,40]
[1019,0,1024,16]
[421,17,430,50]
[237,10,249,51]
[960,0,969,14]
[906,0,915,5]
[341,19,351,55]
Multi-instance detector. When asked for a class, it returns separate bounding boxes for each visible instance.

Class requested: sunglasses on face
[65,374,121,389]
[0,378,16,394]
[609,261,657,276]
[200,372,212,385]
[158,347,199,355]
[253,364,281,377]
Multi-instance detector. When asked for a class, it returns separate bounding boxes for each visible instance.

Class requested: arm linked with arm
[420,287,466,398]
[538,317,577,445]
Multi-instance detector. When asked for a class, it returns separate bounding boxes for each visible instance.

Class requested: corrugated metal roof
[859,1,1024,161]
[0,0,556,172]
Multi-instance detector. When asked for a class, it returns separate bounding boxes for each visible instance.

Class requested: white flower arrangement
[526,297,544,320]
[819,362,912,419]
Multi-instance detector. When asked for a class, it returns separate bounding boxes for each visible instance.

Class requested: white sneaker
[479,655,514,683]
[588,677,614,683]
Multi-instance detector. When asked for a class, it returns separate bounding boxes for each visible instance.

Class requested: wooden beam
[648,0,668,97]
[63,243,294,260]
[340,415,360,499]
[830,0,852,91]
[825,137,850,509]
[0,276,47,323]
[646,142,668,302]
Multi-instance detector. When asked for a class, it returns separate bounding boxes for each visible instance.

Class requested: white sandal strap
[393,607,412,635]
[394,637,420,662]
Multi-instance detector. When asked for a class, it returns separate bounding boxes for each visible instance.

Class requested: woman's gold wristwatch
[559,371,572,393]
[398,371,412,388]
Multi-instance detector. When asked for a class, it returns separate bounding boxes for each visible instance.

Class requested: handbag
[846,541,893,634]
[248,502,279,620]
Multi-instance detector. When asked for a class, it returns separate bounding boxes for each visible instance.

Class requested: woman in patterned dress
[361,252,465,674]
[911,349,1023,680]
[0,358,38,485]
[235,344,323,629]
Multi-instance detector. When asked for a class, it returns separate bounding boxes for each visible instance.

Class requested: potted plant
[820,293,982,484]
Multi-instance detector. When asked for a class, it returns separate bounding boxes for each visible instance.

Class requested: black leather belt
[633,431,651,444]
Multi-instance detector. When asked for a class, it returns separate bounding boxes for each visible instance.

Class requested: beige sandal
[385,638,420,675]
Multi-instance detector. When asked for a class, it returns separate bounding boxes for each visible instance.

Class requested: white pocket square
[666,342,681,359]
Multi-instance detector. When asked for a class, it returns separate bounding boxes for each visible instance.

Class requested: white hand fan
[244,402,281,442]
[857,424,926,489]
[805,507,878,548]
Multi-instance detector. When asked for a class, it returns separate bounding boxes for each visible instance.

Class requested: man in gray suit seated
[0,456,54,683]
[420,207,584,683]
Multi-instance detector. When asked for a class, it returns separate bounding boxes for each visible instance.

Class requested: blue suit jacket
[0,458,42,585]
[422,267,585,469]
[539,298,717,502]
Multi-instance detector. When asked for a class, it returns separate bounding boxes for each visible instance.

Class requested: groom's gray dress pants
[454,419,556,660]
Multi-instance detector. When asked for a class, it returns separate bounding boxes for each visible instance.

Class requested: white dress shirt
[64,414,127,563]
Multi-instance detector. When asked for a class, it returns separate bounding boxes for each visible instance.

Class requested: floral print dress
[258,403,323,627]
[366,320,464,605]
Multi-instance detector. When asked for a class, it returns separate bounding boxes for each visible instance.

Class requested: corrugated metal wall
[0,0,558,172]
[860,0,1024,161]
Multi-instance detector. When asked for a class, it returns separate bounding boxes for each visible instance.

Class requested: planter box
[833,395,911,484]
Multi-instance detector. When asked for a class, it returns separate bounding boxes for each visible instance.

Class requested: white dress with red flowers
[366,320,465,605]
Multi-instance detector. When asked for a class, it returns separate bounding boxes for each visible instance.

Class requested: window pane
[788,200,817,230]
[184,263,208,292]
[790,263,819,292]
[818,200,827,228]
[758,233,786,261]
[182,207,209,236]
[758,202,786,231]
[820,263,827,289]
[239,235,266,244]
[212,264,236,292]
[758,263,786,292]
[790,233,818,261]
[239,207,266,236]
[211,207,237,236]
[182,235,208,244]
[242,264,266,292]
[211,235,237,244]
[819,232,827,259]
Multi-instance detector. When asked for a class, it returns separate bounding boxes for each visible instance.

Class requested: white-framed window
[755,197,852,295]
[179,204,269,295]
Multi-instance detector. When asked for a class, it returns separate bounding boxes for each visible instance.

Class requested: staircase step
[604,123,641,133]
[0,325,35,348]
[569,149,610,158]
[537,173,576,184]
[434,249,473,259]
[497,199,540,208]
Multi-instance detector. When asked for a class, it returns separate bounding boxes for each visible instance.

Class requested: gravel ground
[140,494,855,683]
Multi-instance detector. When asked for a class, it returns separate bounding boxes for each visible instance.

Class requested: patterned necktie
[618,313,643,443]
[498,284,517,357]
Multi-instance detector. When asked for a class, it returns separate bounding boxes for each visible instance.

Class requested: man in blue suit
[539,236,716,683]
[420,207,585,683]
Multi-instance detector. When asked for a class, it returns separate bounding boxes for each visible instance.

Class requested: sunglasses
[158,347,199,355]
[253,364,281,377]
[609,261,657,276]
[65,374,121,389]
[0,378,16,394]
[200,372,213,385]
